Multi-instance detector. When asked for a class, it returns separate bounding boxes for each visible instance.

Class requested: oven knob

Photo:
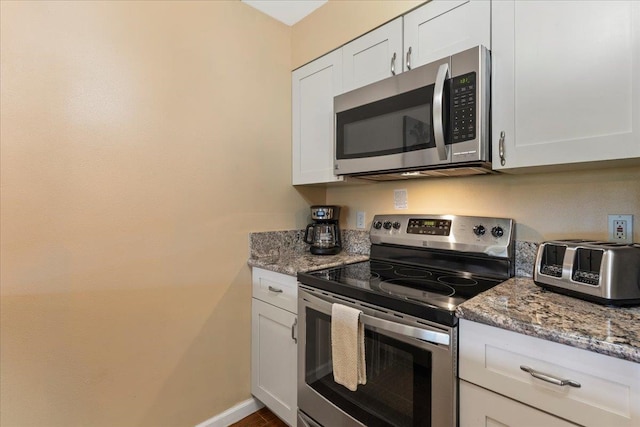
[383,221,393,230]
[373,221,383,230]
[491,226,504,238]
[473,225,486,236]
[392,221,401,230]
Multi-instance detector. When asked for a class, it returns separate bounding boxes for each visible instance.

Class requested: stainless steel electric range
[296,214,515,427]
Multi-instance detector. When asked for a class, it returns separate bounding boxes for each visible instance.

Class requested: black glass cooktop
[298,260,504,326]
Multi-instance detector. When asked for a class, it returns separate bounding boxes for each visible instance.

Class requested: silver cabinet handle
[268,285,283,293]
[291,318,298,343]
[433,62,449,161]
[520,365,581,388]
[499,131,506,166]
[391,52,397,75]
[406,46,412,70]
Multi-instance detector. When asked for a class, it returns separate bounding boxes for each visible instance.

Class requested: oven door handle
[301,290,450,346]
[360,313,450,346]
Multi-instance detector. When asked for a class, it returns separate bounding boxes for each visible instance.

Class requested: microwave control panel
[450,72,476,143]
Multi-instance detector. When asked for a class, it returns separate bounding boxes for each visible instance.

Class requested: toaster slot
[572,248,603,286]
[540,244,566,277]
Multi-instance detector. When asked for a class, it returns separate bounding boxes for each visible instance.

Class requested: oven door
[297,286,456,427]
[334,56,451,177]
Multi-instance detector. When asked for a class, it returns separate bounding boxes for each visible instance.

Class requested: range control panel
[406,218,452,236]
[370,214,514,258]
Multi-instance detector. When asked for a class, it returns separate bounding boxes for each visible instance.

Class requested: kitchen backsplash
[250,230,539,278]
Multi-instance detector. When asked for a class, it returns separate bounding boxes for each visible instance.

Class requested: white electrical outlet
[608,214,633,243]
[356,211,366,229]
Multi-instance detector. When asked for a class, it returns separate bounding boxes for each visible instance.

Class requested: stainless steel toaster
[533,240,640,306]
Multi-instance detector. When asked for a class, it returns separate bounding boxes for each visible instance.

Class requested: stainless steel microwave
[334,45,491,180]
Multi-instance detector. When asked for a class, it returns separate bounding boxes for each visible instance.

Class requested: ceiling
[241,0,327,26]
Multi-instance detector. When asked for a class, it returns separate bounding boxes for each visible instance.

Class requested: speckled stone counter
[456,277,640,363]
[247,229,369,276]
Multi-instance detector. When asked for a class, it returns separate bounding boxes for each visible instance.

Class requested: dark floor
[229,407,289,427]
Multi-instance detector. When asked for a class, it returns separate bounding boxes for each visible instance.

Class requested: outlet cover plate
[356,211,366,229]
[608,214,633,243]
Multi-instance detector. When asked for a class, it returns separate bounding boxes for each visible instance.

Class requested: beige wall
[293,1,640,242]
[0,1,323,426]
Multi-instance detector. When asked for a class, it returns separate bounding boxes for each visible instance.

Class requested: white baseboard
[195,397,264,427]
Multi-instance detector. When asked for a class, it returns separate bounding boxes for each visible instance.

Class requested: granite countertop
[456,277,640,363]
[248,229,370,276]
[248,252,369,276]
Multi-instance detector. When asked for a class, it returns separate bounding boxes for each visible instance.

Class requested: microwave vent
[350,164,496,181]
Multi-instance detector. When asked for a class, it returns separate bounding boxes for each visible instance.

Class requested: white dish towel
[331,303,366,391]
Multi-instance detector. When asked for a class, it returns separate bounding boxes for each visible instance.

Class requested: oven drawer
[252,267,297,314]
[459,319,640,427]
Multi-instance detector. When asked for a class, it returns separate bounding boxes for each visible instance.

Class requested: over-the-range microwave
[334,45,491,180]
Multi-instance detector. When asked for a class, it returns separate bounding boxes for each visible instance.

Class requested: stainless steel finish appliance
[334,46,491,181]
[534,240,640,305]
[304,205,342,255]
[297,214,515,427]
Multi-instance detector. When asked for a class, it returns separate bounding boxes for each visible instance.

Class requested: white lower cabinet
[459,319,640,427]
[251,268,298,426]
[460,380,577,427]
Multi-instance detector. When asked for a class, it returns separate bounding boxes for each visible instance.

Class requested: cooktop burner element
[298,214,515,326]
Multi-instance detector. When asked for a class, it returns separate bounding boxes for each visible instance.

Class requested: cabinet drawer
[459,319,640,427]
[252,267,298,314]
[460,380,576,427]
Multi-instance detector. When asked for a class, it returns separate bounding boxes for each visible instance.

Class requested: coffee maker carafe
[303,205,342,255]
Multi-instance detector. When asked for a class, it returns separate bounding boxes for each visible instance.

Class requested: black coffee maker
[303,205,342,255]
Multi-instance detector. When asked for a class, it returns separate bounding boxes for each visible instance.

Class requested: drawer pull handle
[268,286,283,293]
[520,365,581,388]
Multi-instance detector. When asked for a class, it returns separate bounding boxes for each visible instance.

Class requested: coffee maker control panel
[311,205,339,221]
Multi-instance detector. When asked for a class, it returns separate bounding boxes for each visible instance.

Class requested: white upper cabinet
[292,49,343,185]
[404,0,491,69]
[291,1,492,185]
[492,0,640,170]
[342,18,403,93]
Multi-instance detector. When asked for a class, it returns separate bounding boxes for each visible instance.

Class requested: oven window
[305,308,432,427]
[336,86,436,160]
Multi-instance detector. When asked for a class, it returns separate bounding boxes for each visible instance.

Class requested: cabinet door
[492,1,640,170]
[459,319,640,427]
[292,50,343,185]
[460,381,578,427]
[403,0,490,69]
[251,298,297,426]
[342,18,403,93]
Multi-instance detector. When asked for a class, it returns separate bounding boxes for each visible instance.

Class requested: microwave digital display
[407,218,451,236]
[451,72,477,143]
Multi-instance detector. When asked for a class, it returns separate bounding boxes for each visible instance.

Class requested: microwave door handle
[433,62,449,161]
